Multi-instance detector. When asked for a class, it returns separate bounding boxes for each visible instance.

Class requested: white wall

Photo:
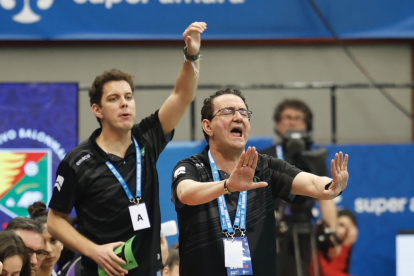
[0,44,411,144]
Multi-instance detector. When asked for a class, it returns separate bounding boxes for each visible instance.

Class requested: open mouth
[120,113,130,118]
[230,126,243,137]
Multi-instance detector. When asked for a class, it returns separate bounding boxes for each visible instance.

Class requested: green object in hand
[98,235,138,276]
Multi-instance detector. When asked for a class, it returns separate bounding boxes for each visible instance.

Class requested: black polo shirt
[49,111,170,276]
[171,146,302,276]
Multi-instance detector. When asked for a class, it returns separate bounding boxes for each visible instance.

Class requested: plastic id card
[223,237,253,276]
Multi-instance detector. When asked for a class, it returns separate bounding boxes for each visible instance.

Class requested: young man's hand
[90,242,128,276]
[183,22,207,55]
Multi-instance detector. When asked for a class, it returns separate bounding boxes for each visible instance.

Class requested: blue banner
[325,144,414,276]
[1,0,414,40]
[0,83,78,226]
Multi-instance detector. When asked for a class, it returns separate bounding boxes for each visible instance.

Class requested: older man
[171,89,349,276]
[6,217,50,276]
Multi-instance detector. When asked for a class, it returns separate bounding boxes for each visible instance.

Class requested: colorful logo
[0,149,52,218]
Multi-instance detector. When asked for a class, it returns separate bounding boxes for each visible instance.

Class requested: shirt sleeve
[48,160,79,214]
[268,156,303,202]
[134,110,174,160]
[171,161,200,209]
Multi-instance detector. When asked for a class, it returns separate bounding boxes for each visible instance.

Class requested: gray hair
[5,216,44,234]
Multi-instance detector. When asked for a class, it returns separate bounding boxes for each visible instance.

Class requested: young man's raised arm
[159,22,207,135]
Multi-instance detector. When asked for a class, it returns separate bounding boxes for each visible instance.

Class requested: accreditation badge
[128,203,151,231]
[223,237,253,275]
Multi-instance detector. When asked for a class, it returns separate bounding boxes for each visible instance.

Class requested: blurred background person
[28,202,63,276]
[310,209,358,276]
[260,99,337,276]
[5,217,49,276]
[162,243,179,276]
[0,230,31,276]
[160,236,169,268]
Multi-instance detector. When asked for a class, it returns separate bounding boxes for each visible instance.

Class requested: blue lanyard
[276,144,284,160]
[105,137,142,204]
[208,150,247,237]
[276,145,297,202]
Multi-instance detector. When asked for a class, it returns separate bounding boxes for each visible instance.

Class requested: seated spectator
[0,230,31,276]
[28,202,64,276]
[310,209,358,276]
[5,217,48,276]
[162,243,179,276]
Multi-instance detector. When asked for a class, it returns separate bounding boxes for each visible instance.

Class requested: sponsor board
[1,1,414,40]
[0,83,78,227]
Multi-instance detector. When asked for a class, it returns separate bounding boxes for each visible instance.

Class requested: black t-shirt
[171,146,302,276]
[49,111,170,276]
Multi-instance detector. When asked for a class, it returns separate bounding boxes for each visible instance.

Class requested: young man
[260,99,337,276]
[171,89,349,276]
[47,22,207,276]
[6,217,50,276]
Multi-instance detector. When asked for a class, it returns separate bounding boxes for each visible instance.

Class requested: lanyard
[105,137,142,204]
[276,144,284,160]
[276,145,297,202]
[208,150,247,238]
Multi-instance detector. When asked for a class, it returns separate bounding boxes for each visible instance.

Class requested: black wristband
[325,181,343,196]
[223,179,232,194]
[183,46,201,62]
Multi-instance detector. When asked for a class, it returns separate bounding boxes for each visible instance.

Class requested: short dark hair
[165,243,180,271]
[338,209,357,226]
[89,68,135,127]
[201,88,249,142]
[6,216,44,234]
[0,231,31,276]
[273,99,313,132]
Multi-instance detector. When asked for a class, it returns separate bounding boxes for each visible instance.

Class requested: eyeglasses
[27,247,50,261]
[211,108,252,119]
[280,115,305,123]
